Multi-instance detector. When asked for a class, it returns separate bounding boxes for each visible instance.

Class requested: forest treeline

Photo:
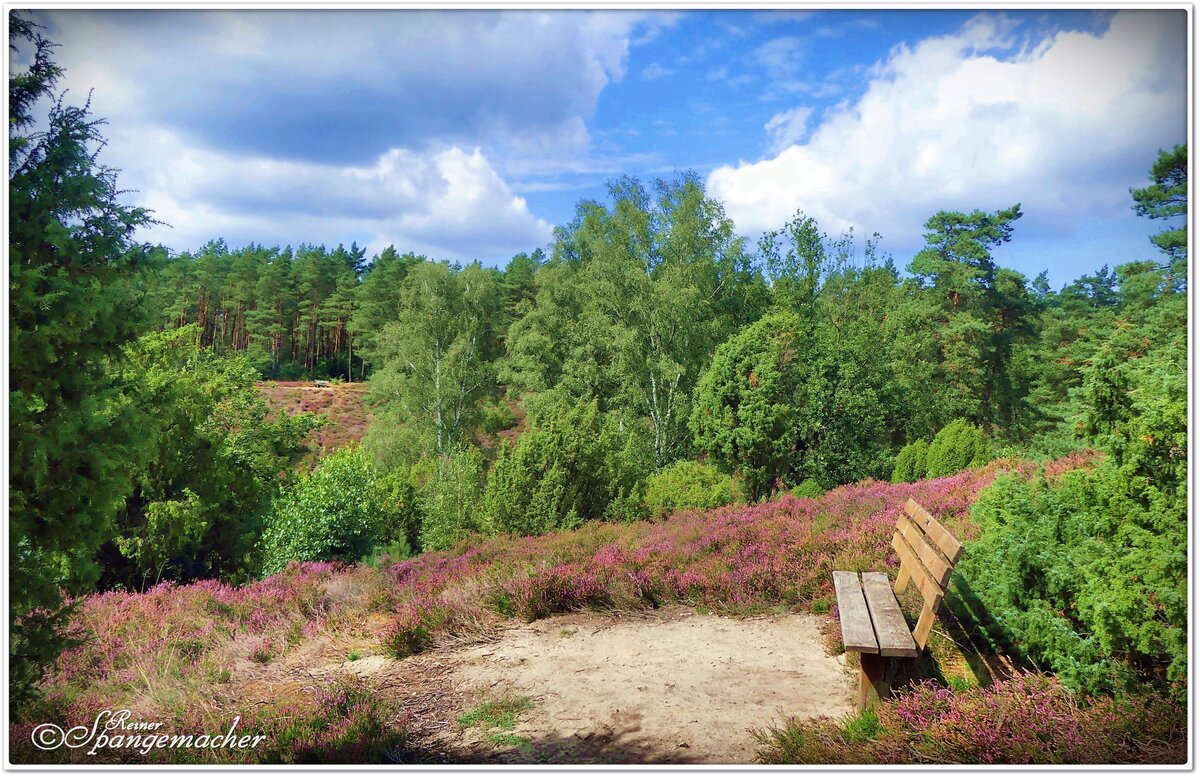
[9,15,1187,709]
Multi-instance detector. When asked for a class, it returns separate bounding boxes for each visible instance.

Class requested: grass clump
[459,695,535,749]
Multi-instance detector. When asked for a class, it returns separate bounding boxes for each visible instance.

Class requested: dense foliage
[259,446,415,574]
[891,439,929,483]
[482,401,651,535]
[9,16,159,705]
[102,327,319,589]
[642,460,742,519]
[959,267,1186,698]
[924,419,990,479]
[691,311,810,501]
[412,447,486,552]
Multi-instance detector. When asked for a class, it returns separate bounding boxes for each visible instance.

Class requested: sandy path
[441,606,854,764]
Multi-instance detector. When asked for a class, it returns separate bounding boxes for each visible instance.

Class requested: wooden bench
[833,498,964,709]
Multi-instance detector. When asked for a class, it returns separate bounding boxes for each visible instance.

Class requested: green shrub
[259,446,414,575]
[483,401,650,536]
[959,467,1186,697]
[890,439,929,483]
[382,619,431,659]
[412,447,486,552]
[958,313,1186,699]
[478,401,518,435]
[690,312,807,501]
[925,419,989,478]
[788,478,824,499]
[690,310,893,499]
[642,460,741,518]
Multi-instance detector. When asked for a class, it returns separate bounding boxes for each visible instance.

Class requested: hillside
[11,458,1184,764]
[259,381,371,462]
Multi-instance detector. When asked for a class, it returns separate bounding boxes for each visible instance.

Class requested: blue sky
[24,8,1188,287]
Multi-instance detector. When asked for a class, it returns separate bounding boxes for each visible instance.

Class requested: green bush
[891,439,929,483]
[483,401,650,536]
[924,419,989,478]
[788,478,824,499]
[691,310,893,499]
[259,446,414,575]
[960,467,1186,697]
[412,447,486,552]
[478,401,518,435]
[642,460,741,519]
[690,312,808,501]
[958,308,1186,699]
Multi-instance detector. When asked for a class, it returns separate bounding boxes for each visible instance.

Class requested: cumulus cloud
[708,11,1187,248]
[107,126,553,260]
[38,9,668,171]
[26,9,675,258]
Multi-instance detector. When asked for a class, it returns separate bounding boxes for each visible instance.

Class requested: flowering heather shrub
[22,460,1065,764]
[248,638,274,664]
[9,675,408,765]
[252,676,409,764]
[755,673,1185,764]
[1041,448,1102,481]
[22,562,342,734]
[372,467,999,652]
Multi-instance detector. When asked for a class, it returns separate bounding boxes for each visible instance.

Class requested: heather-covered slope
[258,381,370,462]
[10,459,1182,764]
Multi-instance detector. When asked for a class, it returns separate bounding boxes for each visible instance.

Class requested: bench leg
[857,654,899,710]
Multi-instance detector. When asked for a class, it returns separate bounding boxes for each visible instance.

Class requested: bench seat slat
[833,571,879,654]
[861,572,919,658]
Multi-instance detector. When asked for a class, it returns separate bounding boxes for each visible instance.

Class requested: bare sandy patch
[438,606,854,764]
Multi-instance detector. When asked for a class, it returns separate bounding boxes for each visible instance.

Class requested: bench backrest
[891,498,963,649]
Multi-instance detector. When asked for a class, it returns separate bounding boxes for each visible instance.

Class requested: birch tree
[367,261,501,460]
[502,174,766,467]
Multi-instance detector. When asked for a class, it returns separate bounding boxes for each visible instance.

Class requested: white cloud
[26,9,684,258]
[755,36,807,79]
[764,107,813,153]
[40,9,672,177]
[110,127,553,260]
[641,62,675,80]
[753,11,816,26]
[708,11,1187,249]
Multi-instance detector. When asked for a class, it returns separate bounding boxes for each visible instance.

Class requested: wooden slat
[895,515,953,587]
[890,531,944,612]
[833,571,879,654]
[904,499,963,564]
[861,572,919,658]
[912,606,937,650]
